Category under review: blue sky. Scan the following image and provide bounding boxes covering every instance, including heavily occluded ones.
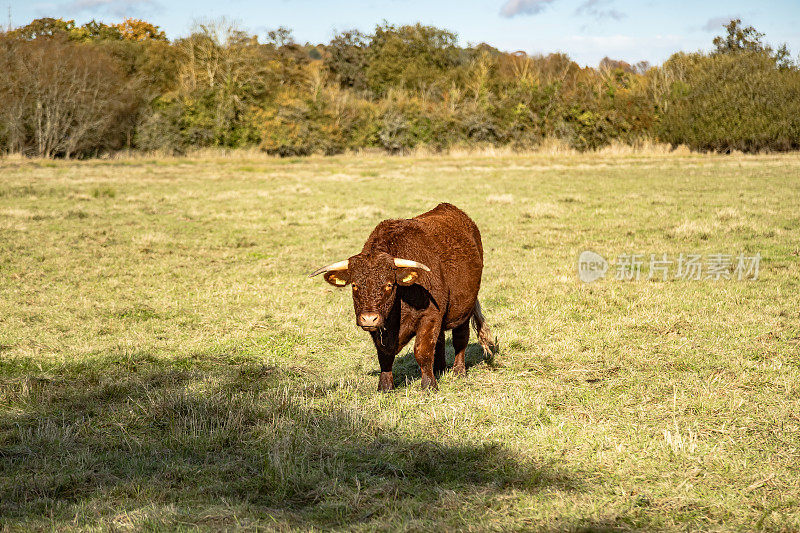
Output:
[8,0,800,67]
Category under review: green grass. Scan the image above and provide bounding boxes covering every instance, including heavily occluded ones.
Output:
[1,152,799,531]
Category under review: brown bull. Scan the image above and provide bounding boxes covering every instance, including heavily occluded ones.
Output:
[310,203,493,391]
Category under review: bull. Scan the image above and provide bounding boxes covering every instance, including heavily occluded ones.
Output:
[310,203,493,391]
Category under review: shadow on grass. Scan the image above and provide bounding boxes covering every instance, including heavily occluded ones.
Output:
[0,356,579,529]
[369,341,496,388]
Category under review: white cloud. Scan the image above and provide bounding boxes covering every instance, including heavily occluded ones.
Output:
[575,0,626,21]
[701,16,738,32]
[499,0,557,18]
[59,0,160,18]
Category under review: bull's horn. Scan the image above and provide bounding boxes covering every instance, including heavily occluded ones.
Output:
[393,258,430,272]
[308,259,349,277]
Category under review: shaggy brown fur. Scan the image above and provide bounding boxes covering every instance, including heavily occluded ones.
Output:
[312,203,494,391]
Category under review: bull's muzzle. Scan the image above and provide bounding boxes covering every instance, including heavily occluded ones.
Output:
[357,312,383,331]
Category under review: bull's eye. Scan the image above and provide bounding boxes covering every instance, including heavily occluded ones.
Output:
[352,284,359,292]
[383,283,393,292]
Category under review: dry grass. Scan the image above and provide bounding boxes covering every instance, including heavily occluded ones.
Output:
[1,151,799,531]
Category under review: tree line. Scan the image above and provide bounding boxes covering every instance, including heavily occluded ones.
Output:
[0,17,798,158]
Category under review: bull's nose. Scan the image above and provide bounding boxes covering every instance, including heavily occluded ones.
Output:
[358,312,382,329]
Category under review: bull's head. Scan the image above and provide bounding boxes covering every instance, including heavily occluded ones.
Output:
[309,252,430,331]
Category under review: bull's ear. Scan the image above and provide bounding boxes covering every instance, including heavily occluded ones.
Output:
[323,270,351,287]
[396,267,421,286]
[393,258,429,286]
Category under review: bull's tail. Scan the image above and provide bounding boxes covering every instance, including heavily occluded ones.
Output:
[471,299,495,357]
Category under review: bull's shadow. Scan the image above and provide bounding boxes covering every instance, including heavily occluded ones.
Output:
[369,340,497,388]
[0,354,580,530]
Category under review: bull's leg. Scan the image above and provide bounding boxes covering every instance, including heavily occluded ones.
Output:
[433,330,447,377]
[377,350,395,392]
[451,320,470,377]
[413,318,441,391]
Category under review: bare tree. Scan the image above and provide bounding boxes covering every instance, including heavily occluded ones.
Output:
[0,36,133,157]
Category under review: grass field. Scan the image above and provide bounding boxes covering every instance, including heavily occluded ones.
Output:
[1,151,799,531]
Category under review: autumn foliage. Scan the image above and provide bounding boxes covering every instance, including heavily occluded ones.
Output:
[0,17,797,157]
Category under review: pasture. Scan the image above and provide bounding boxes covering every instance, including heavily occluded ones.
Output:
[1,151,799,531]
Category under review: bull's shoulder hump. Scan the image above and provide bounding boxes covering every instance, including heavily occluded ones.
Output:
[370,218,417,235]
[414,202,466,220]
[363,218,426,250]
[414,203,478,233]
[365,204,480,252]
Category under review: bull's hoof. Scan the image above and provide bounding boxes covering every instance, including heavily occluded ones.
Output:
[420,375,438,391]
[452,363,466,377]
[378,371,394,392]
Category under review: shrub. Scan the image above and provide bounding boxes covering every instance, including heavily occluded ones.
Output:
[365,23,460,97]
[658,51,800,152]
[134,99,187,154]
[325,29,369,92]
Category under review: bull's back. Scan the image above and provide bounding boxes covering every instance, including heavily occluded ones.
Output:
[413,203,483,267]
[414,203,483,327]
